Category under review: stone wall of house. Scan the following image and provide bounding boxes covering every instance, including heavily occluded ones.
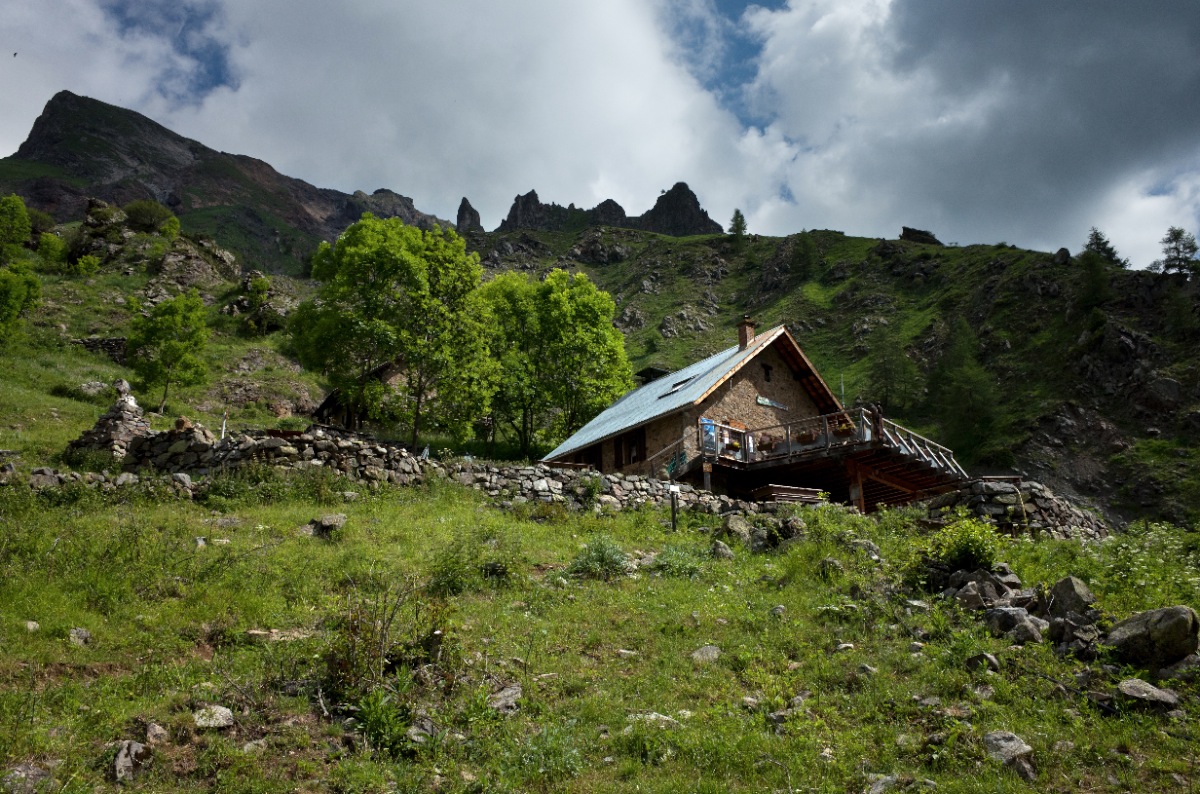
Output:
[703,344,821,432]
[928,478,1109,540]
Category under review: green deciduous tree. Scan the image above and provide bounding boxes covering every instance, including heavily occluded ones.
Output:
[481,269,633,457]
[127,289,210,413]
[123,199,176,233]
[1075,250,1115,312]
[0,261,40,343]
[0,194,32,260]
[290,215,496,445]
[37,232,67,269]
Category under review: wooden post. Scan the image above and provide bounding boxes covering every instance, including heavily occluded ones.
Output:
[670,484,679,531]
[847,461,866,513]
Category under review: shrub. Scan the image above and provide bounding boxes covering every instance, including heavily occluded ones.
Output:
[566,536,630,581]
[323,579,423,702]
[649,543,705,578]
[68,254,101,276]
[925,516,1002,572]
[27,208,55,236]
[428,524,517,596]
[356,689,412,758]
[36,232,67,268]
[123,199,175,233]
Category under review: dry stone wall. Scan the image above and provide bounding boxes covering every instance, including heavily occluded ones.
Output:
[48,394,1109,537]
[928,478,1108,540]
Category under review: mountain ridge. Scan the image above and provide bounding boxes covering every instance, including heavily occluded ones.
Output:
[2,90,449,274]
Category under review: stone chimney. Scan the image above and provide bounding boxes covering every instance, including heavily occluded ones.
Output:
[738,316,757,350]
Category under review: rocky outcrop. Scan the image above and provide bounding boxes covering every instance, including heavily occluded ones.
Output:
[73,336,128,365]
[496,182,721,237]
[456,197,483,236]
[1107,606,1200,670]
[636,182,722,237]
[900,227,943,245]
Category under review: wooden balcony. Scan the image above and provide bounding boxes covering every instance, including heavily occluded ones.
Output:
[698,408,969,510]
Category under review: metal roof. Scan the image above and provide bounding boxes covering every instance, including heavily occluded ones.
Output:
[545,326,808,461]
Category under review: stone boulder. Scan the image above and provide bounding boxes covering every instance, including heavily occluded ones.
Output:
[1048,576,1096,618]
[1107,606,1200,670]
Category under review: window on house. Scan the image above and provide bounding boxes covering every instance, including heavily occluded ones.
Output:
[762,364,773,382]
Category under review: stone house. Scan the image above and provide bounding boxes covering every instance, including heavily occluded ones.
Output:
[544,319,968,510]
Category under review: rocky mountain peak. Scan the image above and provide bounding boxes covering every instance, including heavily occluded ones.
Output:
[637,182,722,237]
[456,197,483,235]
[494,182,719,236]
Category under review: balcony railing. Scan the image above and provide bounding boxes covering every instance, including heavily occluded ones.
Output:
[698,408,966,478]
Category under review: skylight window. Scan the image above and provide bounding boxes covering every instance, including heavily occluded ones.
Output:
[659,376,695,398]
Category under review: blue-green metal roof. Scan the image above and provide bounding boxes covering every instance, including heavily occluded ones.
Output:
[544,327,789,461]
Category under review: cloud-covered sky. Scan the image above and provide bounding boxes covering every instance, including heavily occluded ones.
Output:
[2,0,1198,266]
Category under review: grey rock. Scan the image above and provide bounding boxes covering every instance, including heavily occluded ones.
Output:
[193,705,235,729]
[984,607,1031,635]
[113,740,150,782]
[955,581,987,611]
[1117,678,1181,709]
[24,621,39,632]
[983,730,1033,764]
[691,644,721,664]
[488,684,522,714]
[720,514,752,544]
[711,540,734,559]
[1009,619,1044,645]
[849,538,882,561]
[1108,606,1200,669]
[145,723,169,746]
[769,604,786,617]
[310,513,347,538]
[171,472,192,489]
[68,627,92,646]
[965,652,1001,673]
[1,763,53,794]
[818,557,844,578]
[1049,576,1096,618]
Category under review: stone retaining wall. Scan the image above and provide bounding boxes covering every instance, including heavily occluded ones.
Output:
[927,478,1108,540]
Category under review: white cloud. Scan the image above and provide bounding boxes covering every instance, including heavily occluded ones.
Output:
[2,0,1199,265]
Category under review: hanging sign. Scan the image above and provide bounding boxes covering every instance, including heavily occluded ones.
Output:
[756,396,789,410]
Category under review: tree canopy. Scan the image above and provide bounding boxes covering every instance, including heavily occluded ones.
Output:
[1153,226,1199,276]
[1083,227,1128,268]
[0,194,32,257]
[481,269,633,457]
[127,289,210,413]
[728,208,747,244]
[290,215,496,445]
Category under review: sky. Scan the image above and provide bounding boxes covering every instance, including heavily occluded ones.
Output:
[2,0,1199,267]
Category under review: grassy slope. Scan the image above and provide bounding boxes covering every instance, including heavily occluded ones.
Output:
[1,480,1199,792]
